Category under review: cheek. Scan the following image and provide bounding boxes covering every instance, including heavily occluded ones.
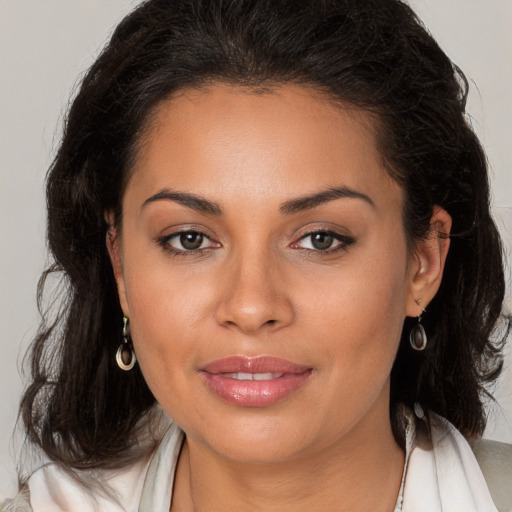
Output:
[289,246,408,435]
[296,235,409,383]
[119,252,214,396]
[302,239,407,338]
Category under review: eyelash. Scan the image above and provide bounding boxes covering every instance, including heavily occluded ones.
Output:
[157,229,355,257]
[292,230,355,254]
[157,230,219,257]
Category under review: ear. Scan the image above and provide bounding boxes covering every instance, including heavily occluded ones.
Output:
[405,206,452,317]
[105,210,130,317]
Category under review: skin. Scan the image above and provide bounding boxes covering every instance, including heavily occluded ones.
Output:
[107,84,451,511]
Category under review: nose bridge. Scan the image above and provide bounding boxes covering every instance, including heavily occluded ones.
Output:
[215,242,293,333]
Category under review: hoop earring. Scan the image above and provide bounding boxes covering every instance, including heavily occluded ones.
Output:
[116,316,137,371]
[409,309,427,351]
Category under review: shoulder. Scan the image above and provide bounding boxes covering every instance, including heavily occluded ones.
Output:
[469,438,512,512]
[401,406,510,512]
[1,419,182,512]
[428,412,512,512]
[1,485,31,512]
[1,456,151,512]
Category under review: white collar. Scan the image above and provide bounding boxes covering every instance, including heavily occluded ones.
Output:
[399,406,498,512]
[138,408,498,512]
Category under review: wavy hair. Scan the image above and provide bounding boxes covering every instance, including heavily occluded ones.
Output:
[21,0,510,469]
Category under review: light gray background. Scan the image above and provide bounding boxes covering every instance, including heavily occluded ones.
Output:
[1,0,511,500]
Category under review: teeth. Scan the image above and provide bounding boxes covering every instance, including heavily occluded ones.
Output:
[253,372,283,380]
[222,372,284,381]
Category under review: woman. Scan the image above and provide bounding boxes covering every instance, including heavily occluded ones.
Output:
[2,0,511,510]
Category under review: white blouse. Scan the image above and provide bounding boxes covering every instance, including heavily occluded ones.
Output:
[1,407,501,512]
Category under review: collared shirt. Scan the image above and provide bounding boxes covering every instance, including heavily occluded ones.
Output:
[1,406,500,512]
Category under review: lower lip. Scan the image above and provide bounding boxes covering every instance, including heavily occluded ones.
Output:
[202,371,312,407]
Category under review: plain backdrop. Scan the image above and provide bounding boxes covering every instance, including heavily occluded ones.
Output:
[1,0,511,500]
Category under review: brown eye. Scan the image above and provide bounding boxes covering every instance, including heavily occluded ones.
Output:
[310,232,334,250]
[180,232,204,250]
[293,230,354,253]
[160,230,219,254]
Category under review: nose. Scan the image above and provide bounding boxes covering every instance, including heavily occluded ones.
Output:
[214,250,294,334]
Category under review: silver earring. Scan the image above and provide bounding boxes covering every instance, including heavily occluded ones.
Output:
[409,309,427,351]
[116,316,137,371]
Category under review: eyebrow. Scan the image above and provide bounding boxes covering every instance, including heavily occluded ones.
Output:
[141,185,375,216]
[142,190,223,215]
[279,186,375,215]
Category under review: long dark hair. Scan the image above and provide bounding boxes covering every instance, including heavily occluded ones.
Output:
[21,0,510,470]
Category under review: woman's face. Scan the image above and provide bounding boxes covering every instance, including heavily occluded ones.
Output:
[110,84,431,463]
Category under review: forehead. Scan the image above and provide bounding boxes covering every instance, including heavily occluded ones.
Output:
[127,83,401,212]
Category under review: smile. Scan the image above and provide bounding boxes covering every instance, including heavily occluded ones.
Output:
[221,372,284,380]
[200,356,313,407]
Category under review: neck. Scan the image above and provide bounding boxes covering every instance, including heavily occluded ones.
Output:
[171,404,404,512]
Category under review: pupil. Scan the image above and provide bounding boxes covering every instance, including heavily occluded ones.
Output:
[312,233,333,250]
[180,232,203,250]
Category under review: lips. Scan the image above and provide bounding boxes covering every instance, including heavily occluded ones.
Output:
[221,372,284,380]
[200,356,313,407]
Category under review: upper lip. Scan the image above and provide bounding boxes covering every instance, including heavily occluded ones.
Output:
[201,356,311,375]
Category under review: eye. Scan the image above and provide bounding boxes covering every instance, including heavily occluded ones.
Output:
[174,232,207,250]
[159,230,219,254]
[292,230,354,252]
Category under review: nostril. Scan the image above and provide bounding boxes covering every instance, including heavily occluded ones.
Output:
[223,318,277,331]
[215,288,294,332]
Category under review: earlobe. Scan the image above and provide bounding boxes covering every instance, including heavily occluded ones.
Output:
[104,211,130,316]
[406,206,452,317]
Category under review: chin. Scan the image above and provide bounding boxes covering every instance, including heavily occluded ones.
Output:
[182,405,331,464]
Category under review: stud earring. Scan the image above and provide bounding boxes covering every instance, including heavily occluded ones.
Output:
[116,316,137,371]
[409,308,427,351]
